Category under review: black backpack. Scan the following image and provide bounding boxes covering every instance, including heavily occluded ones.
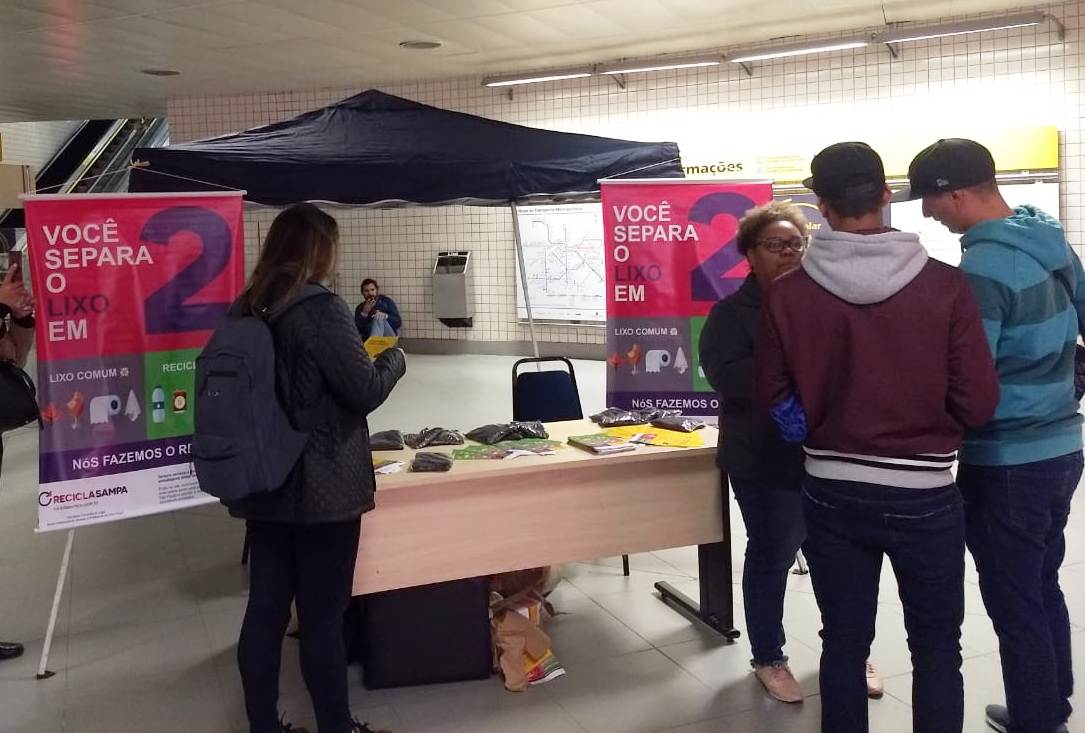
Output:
[192,286,328,501]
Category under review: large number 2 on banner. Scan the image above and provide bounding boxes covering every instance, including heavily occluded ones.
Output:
[142,206,233,334]
[688,191,756,302]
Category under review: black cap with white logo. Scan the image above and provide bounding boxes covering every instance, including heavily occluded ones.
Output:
[802,142,887,200]
[896,138,997,201]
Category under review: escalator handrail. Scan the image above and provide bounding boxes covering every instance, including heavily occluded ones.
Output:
[87,118,168,194]
[84,121,145,194]
[95,119,170,194]
[61,119,130,195]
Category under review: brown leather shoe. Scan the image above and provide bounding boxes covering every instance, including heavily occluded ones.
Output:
[754,662,803,703]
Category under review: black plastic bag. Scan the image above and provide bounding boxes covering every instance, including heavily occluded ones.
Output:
[635,408,681,422]
[510,421,548,439]
[590,407,643,427]
[651,416,706,433]
[467,424,513,445]
[405,427,465,449]
[370,430,406,451]
[467,421,549,444]
[411,452,454,472]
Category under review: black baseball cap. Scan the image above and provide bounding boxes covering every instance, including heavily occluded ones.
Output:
[895,138,996,201]
[802,142,887,200]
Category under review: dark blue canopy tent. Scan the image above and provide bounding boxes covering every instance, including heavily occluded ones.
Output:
[129,89,682,206]
[130,89,683,355]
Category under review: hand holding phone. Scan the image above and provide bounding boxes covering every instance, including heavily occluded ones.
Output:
[8,252,22,283]
[0,263,30,316]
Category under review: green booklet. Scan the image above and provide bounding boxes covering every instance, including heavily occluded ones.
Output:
[452,439,564,461]
[452,445,511,460]
[494,439,563,455]
[567,433,636,455]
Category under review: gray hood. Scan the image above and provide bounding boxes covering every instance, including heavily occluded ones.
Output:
[802,229,929,305]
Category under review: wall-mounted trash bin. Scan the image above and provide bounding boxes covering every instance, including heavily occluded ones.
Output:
[433,250,474,328]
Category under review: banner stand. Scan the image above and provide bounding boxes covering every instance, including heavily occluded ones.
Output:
[36,528,74,680]
[25,192,245,532]
[510,202,540,359]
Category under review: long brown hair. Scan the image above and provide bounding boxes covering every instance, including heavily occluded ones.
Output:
[241,203,339,313]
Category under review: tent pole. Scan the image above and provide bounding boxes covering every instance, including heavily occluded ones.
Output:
[511,202,540,359]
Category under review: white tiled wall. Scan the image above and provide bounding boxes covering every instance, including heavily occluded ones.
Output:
[0,120,83,175]
[168,1,1084,346]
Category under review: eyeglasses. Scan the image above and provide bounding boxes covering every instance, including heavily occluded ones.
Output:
[755,236,808,254]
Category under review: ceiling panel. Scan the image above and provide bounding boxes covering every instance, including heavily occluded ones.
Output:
[473,12,578,45]
[252,0,409,34]
[526,5,622,41]
[355,0,458,26]
[0,0,1047,122]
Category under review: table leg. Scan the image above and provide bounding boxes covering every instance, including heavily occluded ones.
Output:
[655,472,741,641]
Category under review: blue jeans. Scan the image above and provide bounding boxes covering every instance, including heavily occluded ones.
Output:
[958,450,1082,733]
[802,476,965,733]
[730,476,805,666]
[368,318,396,338]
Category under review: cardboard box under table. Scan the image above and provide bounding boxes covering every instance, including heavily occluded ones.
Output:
[353,419,738,641]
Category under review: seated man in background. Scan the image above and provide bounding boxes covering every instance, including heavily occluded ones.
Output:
[355,278,402,339]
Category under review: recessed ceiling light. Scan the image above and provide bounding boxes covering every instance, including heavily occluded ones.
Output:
[141,68,181,77]
[399,40,442,50]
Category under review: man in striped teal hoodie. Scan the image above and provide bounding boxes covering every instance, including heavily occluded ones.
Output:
[904,138,1083,733]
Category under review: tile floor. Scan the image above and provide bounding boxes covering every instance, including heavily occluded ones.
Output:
[1,354,1083,733]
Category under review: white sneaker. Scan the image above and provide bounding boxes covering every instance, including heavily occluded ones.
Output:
[865,660,884,699]
[754,662,803,704]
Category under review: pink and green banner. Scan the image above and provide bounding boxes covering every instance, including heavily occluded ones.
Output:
[25,192,245,531]
[601,180,772,417]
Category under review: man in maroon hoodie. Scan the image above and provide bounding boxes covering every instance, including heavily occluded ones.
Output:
[755,142,1000,733]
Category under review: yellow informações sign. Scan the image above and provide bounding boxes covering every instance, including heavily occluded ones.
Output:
[682,125,1059,183]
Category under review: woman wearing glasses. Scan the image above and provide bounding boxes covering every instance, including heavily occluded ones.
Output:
[700,201,810,702]
[700,202,884,704]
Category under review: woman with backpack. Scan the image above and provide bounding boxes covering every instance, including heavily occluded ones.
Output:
[226,203,405,733]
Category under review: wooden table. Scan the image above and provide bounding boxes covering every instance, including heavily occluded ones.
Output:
[353,419,740,639]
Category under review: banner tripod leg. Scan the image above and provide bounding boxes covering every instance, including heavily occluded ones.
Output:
[36,529,74,681]
[511,202,540,359]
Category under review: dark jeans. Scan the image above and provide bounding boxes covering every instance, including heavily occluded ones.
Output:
[730,476,806,666]
[802,476,965,733]
[958,450,1082,733]
[238,519,361,733]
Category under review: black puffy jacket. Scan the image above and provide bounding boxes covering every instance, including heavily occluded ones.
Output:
[225,283,406,524]
[699,274,803,488]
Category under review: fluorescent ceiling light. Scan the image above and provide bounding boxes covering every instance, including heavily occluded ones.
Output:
[878,12,1045,44]
[729,39,868,63]
[483,68,592,87]
[600,55,721,75]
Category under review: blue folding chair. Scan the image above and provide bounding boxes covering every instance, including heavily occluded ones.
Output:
[512,357,630,576]
[512,357,583,423]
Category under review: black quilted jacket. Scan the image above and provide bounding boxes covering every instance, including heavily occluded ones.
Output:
[225,284,406,524]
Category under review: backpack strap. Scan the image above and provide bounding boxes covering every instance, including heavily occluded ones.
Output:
[1051,268,1085,340]
[267,283,331,322]
[232,282,335,323]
